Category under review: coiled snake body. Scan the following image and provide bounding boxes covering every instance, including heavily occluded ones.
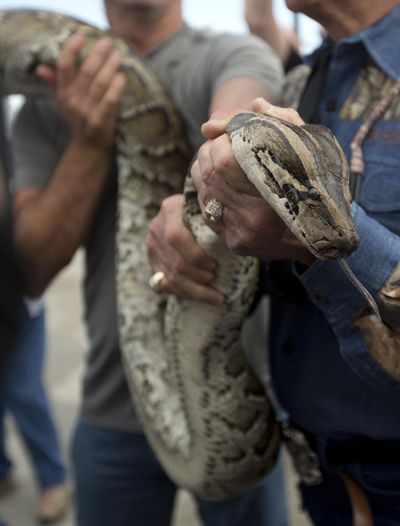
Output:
[0,10,358,499]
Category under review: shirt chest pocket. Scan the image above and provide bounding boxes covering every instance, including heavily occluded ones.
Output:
[356,154,400,234]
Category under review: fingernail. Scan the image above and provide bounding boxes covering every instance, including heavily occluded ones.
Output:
[253,97,271,113]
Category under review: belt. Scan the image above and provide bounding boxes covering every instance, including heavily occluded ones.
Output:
[308,436,400,466]
[283,426,400,484]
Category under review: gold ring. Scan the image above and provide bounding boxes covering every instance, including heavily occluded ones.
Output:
[204,198,224,223]
[148,271,165,292]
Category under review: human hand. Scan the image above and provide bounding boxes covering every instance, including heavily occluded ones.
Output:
[36,33,126,149]
[202,98,304,139]
[193,99,314,264]
[146,194,225,305]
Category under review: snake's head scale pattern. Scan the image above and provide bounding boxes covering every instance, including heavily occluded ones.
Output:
[226,111,360,261]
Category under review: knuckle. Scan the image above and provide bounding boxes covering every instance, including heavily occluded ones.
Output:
[197,142,210,163]
[93,78,109,96]
[165,227,180,247]
[147,217,157,235]
[160,197,172,211]
[174,258,187,273]
[228,230,250,256]
[79,62,95,82]
[103,92,119,111]
[214,148,234,173]
[285,107,301,122]
[168,265,180,283]
[246,212,262,232]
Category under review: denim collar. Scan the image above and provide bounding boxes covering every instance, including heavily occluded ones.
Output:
[308,6,400,80]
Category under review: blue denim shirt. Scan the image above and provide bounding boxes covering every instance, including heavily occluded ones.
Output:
[270,6,400,440]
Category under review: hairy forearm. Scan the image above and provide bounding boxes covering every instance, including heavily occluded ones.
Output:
[14,140,112,296]
[245,0,291,63]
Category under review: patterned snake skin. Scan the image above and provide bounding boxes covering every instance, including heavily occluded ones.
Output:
[0,10,358,499]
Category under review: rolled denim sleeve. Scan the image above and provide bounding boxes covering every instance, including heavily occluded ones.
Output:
[298,202,400,389]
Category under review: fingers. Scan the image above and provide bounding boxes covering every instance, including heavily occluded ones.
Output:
[252,97,304,125]
[162,274,225,305]
[146,195,224,305]
[194,136,259,200]
[148,267,225,306]
[201,99,304,143]
[147,222,215,286]
[191,127,291,259]
[54,33,126,147]
[80,41,123,104]
[85,70,126,134]
[201,108,243,140]
[59,34,124,105]
[57,32,87,87]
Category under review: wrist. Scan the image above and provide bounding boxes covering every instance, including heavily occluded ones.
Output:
[295,249,316,267]
[68,137,114,165]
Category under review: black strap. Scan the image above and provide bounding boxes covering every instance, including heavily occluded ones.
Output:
[297,40,334,123]
[284,48,303,74]
[261,41,335,303]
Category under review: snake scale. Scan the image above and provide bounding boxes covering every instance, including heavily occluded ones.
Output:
[0,10,359,499]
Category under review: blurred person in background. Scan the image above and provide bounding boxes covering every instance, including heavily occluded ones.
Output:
[0,300,71,524]
[0,98,70,524]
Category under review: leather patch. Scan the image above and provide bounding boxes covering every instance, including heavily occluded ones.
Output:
[354,312,400,381]
[341,66,400,120]
[353,263,400,380]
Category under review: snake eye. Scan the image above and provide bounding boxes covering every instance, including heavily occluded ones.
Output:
[308,187,320,200]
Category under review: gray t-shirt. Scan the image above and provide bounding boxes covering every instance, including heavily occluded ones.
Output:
[12,25,283,432]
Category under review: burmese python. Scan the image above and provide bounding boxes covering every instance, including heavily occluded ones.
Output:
[0,10,359,499]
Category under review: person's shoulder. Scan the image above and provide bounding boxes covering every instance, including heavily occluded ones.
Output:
[212,30,275,52]
[183,25,271,51]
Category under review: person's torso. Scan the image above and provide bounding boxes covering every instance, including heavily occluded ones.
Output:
[271,9,400,439]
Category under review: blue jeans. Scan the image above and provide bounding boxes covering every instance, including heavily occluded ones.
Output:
[0,304,66,489]
[300,463,400,526]
[71,418,288,526]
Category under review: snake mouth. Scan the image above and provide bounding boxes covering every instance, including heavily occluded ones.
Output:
[313,230,360,260]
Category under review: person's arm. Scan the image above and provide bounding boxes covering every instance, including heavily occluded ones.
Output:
[245,0,301,70]
[296,203,400,388]
[209,76,272,115]
[13,34,126,296]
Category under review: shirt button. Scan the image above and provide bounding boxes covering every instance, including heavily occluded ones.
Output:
[325,99,337,112]
[282,341,295,355]
[313,293,329,304]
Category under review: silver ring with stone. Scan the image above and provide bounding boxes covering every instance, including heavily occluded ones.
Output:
[204,198,224,223]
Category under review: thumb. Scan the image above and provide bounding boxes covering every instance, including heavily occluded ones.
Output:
[201,108,243,140]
